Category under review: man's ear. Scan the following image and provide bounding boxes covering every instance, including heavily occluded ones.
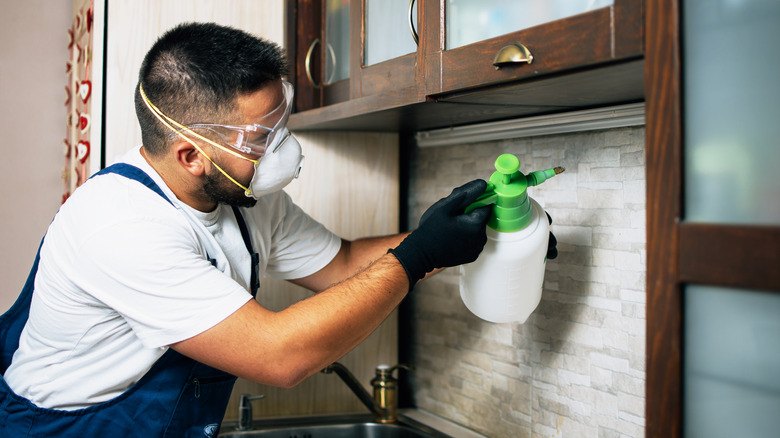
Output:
[173,140,208,177]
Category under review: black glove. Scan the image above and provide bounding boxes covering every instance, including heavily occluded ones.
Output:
[546,212,558,260]
[390,179,492,289]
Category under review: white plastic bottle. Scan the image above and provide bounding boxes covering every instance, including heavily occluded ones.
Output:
[459,154,563,323]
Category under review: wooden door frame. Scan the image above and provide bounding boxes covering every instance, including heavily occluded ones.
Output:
[645,1,780,436]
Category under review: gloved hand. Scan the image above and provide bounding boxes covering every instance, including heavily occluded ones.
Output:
[389,179,492,289]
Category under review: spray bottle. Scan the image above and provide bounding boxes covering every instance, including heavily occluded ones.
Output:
[460,153,564,323]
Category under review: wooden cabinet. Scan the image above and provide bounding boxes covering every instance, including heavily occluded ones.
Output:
[288,0,425,113]
[287,0,644,131]
[288,0,353,111]
[430,0,642,93]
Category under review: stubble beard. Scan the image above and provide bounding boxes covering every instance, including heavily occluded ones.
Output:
[202,165,258,209]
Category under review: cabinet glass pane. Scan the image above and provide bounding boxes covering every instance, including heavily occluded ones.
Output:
[365,0,417,66]
[445,0,613,50]
[683,0,780,224]
[684,286,780,438]
[325,0,350,84]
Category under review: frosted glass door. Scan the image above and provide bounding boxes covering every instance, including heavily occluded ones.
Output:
[364,0,417,66]
[683,0,780,224]
[325,0,350,84]
[445,0,613,50]
[684,286,780,437]
[682,1,780,436]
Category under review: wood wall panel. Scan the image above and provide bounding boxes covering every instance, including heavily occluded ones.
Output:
[224,131,400,420]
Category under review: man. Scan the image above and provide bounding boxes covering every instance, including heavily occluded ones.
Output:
[0,22,497,437]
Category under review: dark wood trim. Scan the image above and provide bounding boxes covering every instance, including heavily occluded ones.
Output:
[284,0,298,84]
[614,0,645,58]
[679,224,780,292]
[644,0,683,436]
[322,79,350,106]
[437,7,619,94]
[288,59,643,131]
[349,0,362,99]
[290,0,322,112]
[420,0,443,96]
[359,54,419,97]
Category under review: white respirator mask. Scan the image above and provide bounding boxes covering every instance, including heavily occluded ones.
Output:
[245,128,304,199]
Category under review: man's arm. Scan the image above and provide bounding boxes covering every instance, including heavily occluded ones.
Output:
[290,233,410,293]
[170,180,491,388]
[171,253,409,388]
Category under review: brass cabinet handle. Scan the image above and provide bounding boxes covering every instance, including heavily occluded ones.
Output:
[492,43,533,70]
[408,0,419,46]
[304,38,321,89]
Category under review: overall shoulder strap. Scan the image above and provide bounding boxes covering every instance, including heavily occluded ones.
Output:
[94,163,174,206]
[231,206,260,298]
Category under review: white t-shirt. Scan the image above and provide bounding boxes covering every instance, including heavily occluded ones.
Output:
[4,147,341,410]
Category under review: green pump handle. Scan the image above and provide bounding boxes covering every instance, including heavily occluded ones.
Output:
[465,154,564,231]
[465,182,499,214]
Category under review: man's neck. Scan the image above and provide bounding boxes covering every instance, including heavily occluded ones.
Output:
[139,146,218,213]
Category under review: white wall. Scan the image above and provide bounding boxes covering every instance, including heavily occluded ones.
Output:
[0,1,72,311]
[103,0,284,164]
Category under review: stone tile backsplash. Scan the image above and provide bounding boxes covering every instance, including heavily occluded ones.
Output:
[405,127,646,438]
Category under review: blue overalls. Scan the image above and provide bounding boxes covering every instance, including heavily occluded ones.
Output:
[0,164,260,437]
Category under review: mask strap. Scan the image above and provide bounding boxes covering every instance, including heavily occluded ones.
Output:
[139,84,258,195]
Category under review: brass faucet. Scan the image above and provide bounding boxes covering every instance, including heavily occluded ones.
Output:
[371,363,413,423]
[322,362,412,423]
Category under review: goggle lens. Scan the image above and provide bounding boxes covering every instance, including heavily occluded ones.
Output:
[170,81,294,157]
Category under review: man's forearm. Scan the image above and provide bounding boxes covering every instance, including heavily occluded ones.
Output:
[342,233,410,271]
[292,233,410,292]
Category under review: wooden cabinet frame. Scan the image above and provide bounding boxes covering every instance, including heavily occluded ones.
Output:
[287,1,645,131]
[356,1,422,99]
[429,0,643,95]
[644,1,780,436]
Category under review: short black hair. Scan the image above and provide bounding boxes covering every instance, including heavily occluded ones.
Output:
[135,22,288,155]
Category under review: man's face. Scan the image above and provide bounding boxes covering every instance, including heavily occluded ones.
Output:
[199,81,287,208]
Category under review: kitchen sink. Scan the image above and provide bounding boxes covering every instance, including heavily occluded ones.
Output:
[218,413,451,438]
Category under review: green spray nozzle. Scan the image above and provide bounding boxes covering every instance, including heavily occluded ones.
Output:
[465,154,564,232]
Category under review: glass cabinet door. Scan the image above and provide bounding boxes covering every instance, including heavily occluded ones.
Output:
[683,0,780,225]
[684,285,780,437]
[681,0,780,436]
[364,0,418,66]
[324,0,350,84]
[445,0,613,49]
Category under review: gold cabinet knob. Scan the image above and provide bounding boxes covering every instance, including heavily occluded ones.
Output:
[493,42,534,70]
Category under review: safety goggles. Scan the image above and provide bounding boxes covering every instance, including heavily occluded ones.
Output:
[168,81,294,158]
